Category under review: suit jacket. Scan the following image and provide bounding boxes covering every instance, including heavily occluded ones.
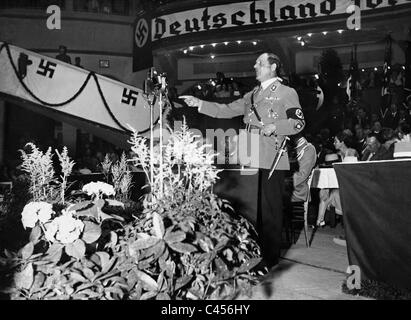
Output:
[361,145,393,161]
[199,79,305,169]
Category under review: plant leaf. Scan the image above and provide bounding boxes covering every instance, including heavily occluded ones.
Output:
[82,221,102,244]
[174,275,193,291]
[156,292,171,300]
[14,263,34,290]
[140,291,157,300]
[130,237,159,251]
[95,252,111,273]
[134,270,158,291]
[70,272,87,283]
[237,257,262,274]
[29,225,42,243]
[46,243,64,263]
[73,203,99,219]
[105,199,125,208]
[168,242,197,254]
[20,242,34,260]
[152,213,165,238]
[164,231,186,244]
[65,239,86,260]
[96,199,105,209]
[104,287,124,299]
[68,201,93,212]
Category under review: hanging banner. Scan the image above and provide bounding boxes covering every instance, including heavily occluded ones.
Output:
[334,160,411,291]
[0,42,160,136]
[133,13,153,72]
[151,0,411,42]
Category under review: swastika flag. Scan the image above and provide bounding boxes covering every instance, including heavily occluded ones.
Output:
[133,13,153,72]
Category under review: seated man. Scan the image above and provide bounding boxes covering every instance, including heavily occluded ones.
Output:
[284,133,317,235]
[284,133,317,203]
[361,132,393,161]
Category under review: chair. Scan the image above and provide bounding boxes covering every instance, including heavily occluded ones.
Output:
[287,172,314,247]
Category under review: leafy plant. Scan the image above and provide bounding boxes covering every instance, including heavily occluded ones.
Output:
[1,121,263,300]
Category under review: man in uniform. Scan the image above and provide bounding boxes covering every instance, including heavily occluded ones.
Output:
[180,53,305,269]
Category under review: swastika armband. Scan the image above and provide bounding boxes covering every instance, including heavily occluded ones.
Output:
[286,108,305,120]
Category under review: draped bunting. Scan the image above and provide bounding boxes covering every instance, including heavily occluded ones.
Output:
[0,42,160,137]
[334,160,411,291]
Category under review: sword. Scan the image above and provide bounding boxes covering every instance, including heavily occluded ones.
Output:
[268,136,290,179]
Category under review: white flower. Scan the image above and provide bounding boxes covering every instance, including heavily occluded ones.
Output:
[82,181,115,197]
[21,202,54,229]
[52,210,84,244]
[44,220,58,242]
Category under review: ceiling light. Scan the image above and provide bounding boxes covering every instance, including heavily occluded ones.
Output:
[362,69,365,72]
[224,41,229,45]
[297,36,302,41]
[307,33,312,37]
[252,41,257,45]
[200,44,204,48]
[322,31,328,35]
[374,67,378,71]
[314,74,319,79]
[211,55,215,59]
[337,29,344,34]
[189,46,194,51]
[403,66,406,70]
[300,41,305,46]
[183,49,188,54]
[211,43,217,47]
[236,40,242,44]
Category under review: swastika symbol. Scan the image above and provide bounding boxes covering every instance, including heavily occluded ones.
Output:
[36,59,57,78]
[135,18,149,48]
[121,88,139,106]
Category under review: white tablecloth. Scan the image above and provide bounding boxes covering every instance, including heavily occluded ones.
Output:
[311,168,339,189]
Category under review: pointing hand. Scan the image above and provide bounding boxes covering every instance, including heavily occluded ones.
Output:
[179,95,201,107]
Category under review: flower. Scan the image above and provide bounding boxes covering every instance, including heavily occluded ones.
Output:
[53,210,84,244]
[44,220,58,242]
[82,181,115,197]
[21,202,54,229]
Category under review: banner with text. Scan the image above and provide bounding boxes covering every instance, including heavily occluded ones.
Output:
[151,0,410,42]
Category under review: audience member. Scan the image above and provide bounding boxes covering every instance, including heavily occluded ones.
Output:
[284,133,317,203]
[74,57,83,68]
[361,132,393,161]
[56,45,72,64]
[383,103,400,129]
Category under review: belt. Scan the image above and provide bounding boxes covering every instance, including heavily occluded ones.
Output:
[244,123,263,134]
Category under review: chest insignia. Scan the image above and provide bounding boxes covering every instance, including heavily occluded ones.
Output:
[270,84,277,92]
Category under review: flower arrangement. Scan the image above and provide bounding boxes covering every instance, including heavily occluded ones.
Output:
[0,121,262,300]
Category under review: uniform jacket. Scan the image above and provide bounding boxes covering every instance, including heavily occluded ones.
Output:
[199,79,305,169]
[289,142,317,202]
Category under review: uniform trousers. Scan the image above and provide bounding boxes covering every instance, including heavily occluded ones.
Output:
[256,168,285,267]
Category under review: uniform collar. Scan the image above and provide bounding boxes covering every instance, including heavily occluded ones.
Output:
[260,77,282,90]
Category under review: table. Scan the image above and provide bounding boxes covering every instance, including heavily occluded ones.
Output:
[310,168,339,189]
